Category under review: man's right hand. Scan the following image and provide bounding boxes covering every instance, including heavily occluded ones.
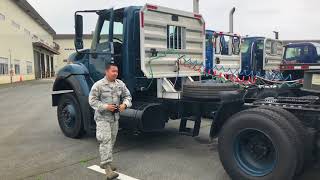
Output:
[105,104,116,112]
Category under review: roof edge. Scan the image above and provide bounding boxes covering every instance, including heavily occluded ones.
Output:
[13,0,56,35]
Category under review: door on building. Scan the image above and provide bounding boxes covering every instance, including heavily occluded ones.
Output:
[50,56,54,77]
[33,51,41,79]
[46,55,50,78]
[40,53,45,78]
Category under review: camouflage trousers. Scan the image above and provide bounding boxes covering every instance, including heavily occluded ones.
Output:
[96,120,119,168]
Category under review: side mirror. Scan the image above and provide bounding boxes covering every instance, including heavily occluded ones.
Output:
[75,14,84,50]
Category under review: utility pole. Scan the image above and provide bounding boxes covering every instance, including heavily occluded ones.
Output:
[9,49,12,84]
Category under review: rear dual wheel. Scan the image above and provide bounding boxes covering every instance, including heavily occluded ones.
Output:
[218,108,303,180]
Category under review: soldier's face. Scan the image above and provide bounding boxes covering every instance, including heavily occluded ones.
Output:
[106,66,118,81]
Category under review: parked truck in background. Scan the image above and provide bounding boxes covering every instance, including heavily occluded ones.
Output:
[240,36,283,76]
[205,30,241,74]
[281,42,320,79]
[205,34,284,77]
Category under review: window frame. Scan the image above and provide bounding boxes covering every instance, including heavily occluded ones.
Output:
[0,13,5,21]
[26,61,33,74]
[167,25,186,50]
[0,57,9,75]
[14,60,20,75]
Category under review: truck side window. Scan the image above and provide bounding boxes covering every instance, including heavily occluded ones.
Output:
[167,25,186,50]
[316,46,320,56]
[99,21,123,44]
[316,46,320,60]
[99,20,111,44]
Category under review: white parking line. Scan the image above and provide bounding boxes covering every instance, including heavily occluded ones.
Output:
[87,165,140,180]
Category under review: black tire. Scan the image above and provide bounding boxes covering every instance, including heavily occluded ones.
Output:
[258,106,307,175]
[57,94,85,138]
[183,81,240,99]
[218,108,298,180]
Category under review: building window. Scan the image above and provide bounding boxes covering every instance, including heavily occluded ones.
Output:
[167,25,186,50]
[11,20,20,29]
[14,60,20,75]
[0,13,5,21]
[24,28,31,36]
[0,57,9,75]
[26,61,33,74]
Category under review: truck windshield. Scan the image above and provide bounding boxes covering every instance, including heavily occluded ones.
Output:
[241,39,251,54]
[284,46,309,61]
[316,46,320,56]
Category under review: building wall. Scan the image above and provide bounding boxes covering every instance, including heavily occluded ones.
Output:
[0,0,54,84]
[54,38,92,72]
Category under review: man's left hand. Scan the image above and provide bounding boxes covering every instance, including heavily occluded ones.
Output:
[119,104,127,112]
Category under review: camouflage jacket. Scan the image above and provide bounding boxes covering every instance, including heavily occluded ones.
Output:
[88,77,132,122]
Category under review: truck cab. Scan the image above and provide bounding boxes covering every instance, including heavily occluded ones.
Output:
[205,30,241,74]
[240,37,283,77]
[51,4,205,138]
[283,42,320,64]
[280,42,320,79]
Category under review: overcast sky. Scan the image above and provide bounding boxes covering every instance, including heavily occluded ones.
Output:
[27,0,320,40]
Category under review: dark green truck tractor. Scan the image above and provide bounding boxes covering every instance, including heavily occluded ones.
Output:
[51,4,206,138]
[51,4,320,180]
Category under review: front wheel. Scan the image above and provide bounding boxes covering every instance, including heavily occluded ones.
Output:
[57,94,85,138]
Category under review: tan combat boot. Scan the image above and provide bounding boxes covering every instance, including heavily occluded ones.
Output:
[110,163,117,171]
[100,164,116,171]
[105,164,119,180]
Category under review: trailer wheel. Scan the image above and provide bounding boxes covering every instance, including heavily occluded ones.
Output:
[258,106,307,175]
[182,81,240,100]
[57,94,85,138]
[218,108,298,180]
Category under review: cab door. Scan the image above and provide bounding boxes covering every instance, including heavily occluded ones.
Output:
[89,9,114,82]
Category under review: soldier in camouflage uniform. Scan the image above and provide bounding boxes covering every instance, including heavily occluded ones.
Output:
[89,63,132,180]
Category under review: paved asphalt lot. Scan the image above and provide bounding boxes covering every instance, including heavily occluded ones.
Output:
[0,80,319,180]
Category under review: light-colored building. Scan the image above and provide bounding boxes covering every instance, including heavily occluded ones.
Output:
[0,0,59,84]
[54,34,92,72]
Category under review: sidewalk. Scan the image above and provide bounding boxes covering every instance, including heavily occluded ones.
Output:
[0,78,55,89]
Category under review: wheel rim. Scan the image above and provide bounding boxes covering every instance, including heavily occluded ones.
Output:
[233,128,277,177]
[61,103,76,129]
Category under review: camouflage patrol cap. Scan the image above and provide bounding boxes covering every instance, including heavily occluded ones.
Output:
[105,61,118,70]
